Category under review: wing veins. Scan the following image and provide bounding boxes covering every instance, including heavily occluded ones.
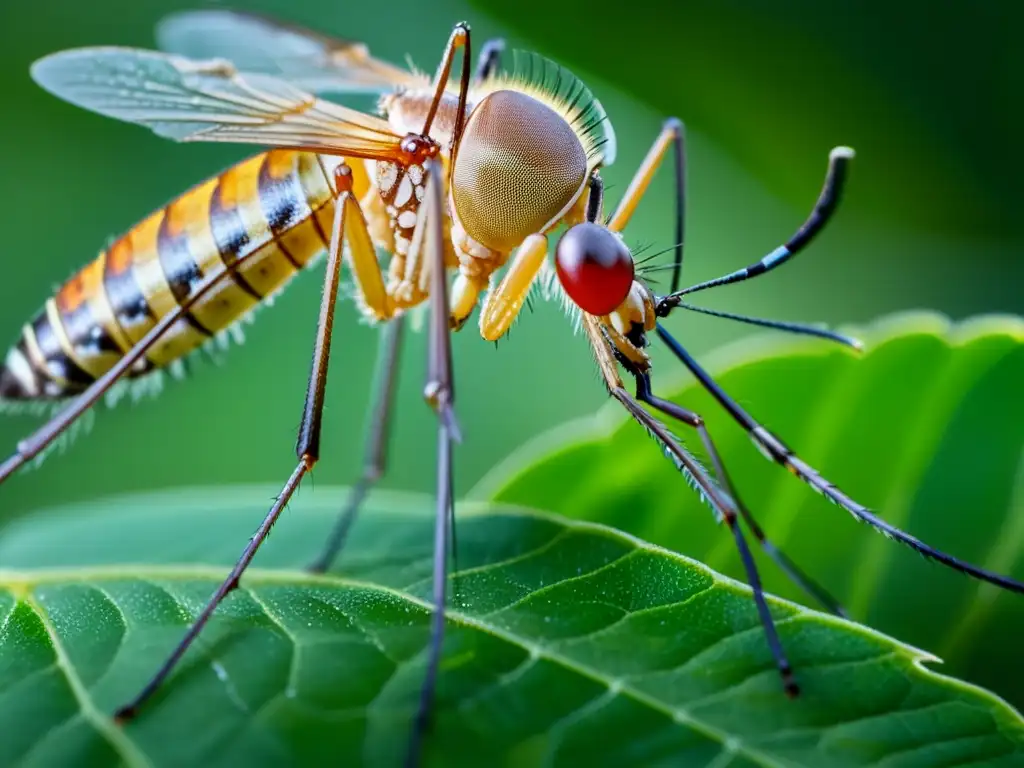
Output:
[31,47,405,159]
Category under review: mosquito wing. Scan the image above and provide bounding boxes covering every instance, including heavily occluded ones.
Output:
[156,9,425,95]
[30,47,406,160]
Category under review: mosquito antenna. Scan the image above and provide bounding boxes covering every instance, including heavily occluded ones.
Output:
[662,300,864,351]
[669,146,853,299]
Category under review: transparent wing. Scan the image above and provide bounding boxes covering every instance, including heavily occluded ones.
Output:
[156,9,425,94]
[30,47,405,160]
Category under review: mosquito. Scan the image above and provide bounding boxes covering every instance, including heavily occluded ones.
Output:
[1,10,1021,766]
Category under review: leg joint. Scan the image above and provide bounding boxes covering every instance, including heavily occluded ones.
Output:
[423,380,450,411]
[333,164,354,194]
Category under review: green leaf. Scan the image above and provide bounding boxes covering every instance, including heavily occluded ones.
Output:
[476,311,1024,713]
[0,486,1022,766]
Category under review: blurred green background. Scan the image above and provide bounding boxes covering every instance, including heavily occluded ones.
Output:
[0,0,1020,679]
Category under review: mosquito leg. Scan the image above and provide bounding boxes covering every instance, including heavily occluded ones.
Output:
[579,313,798,696]
[613,375,798,696]
[420,22,472,143]
[634,372,846,617]
[308,314,406,574]
[406,158,460,767]
[375,24,471,320]
[474,38,504,81]
[385,22,474,325]
[655,321,1024,594]
[380,20,471,315]
[667,121,686,294]
[607,118,685,293]
[114,165,356,722]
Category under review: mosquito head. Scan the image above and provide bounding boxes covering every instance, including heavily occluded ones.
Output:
[555,222,635,316]
[451,90,588,254]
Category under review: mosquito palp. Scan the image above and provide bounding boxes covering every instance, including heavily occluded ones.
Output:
[664,301,864,350]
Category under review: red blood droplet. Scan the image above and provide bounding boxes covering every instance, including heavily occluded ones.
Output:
[555,222,635,315]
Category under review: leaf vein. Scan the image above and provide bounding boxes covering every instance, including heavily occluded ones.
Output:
[449,528,575,581]
[243,588,301,698]
[480,549,637,621]
[138,579,250,714]
[89,584,132,690]
[551,583,718,653]
[22,592,154,768]
[456,653,540,713]
[703,743,740,768]
[873,729,1016,768]
[541,687,618,768]
[654,614,800,690]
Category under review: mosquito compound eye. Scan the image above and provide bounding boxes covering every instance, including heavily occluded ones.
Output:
[452,90,588,253]
[555,222,635,315]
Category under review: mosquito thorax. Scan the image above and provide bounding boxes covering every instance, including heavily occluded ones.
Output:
[382,89,470,151]
[451,90,588,254]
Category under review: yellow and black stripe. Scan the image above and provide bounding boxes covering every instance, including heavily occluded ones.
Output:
[0,150,369,400]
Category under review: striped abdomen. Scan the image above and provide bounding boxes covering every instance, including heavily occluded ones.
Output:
[0,150,364,400]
